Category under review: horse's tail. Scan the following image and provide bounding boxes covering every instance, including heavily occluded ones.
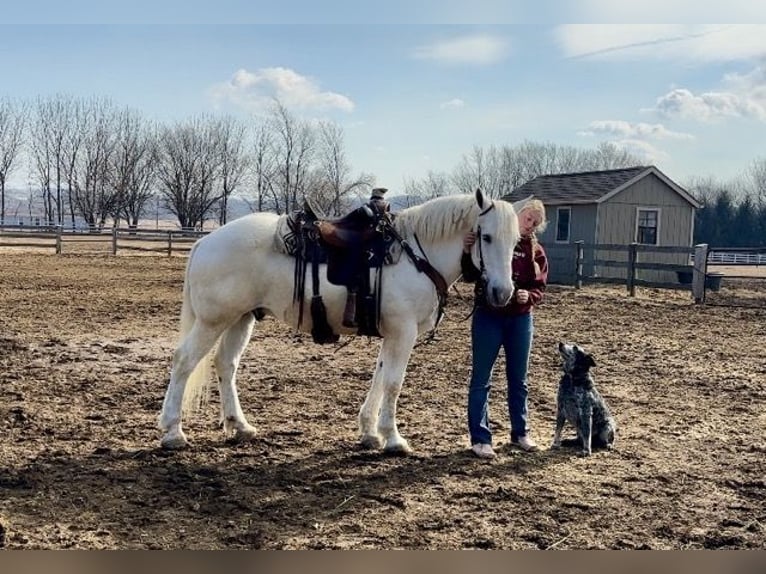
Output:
[179,241,213,416]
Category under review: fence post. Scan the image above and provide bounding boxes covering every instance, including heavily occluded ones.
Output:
[575,241,584,289]
[112,226,118,255]
[168,231,173,256]
[55,225,62,254]
[627,242,637,296]
[692,243,709,304]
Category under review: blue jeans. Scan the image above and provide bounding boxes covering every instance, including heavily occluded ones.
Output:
[468,307,534,445]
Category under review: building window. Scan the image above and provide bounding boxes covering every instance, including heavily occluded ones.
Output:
[556,207,570,242]
[636,208,659,245]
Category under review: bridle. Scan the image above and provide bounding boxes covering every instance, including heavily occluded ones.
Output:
[475,201,496,282]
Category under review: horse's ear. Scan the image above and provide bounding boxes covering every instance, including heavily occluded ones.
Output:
[475,188,487,209]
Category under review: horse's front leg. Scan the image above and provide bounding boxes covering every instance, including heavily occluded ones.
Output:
[375,323,418,455]
[358,358,385,450]
[215,313,258,443]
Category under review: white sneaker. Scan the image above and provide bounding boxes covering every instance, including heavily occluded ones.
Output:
[471,443,497,459]
[511,435,540,452]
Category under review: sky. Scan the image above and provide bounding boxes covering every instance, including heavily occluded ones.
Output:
[2,2,766,192]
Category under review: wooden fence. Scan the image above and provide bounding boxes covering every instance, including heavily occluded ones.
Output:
[0,224,207,256]
[547,241,712,302]
[110,227,207,255]
[0,224,62,252]
[4,225,759,305]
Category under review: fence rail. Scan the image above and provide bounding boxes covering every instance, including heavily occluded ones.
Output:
[111,227,206,256]
[0,224,208,255]
[546,241,723,302]
[3,225,763,306]
[706,250,766,265]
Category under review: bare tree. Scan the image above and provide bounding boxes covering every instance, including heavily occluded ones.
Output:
[403,170,452,201]
[67,98,120,230]
[312,120,374,216]
[110,109,158,228]
[452,145,506,197]
[747,156,766,207]
[591,141,642,170]
[0,98,28,224]
[215,116,249,225]
[155,115,224,229]
[445,140,642,201]
[248,121,277,212]
[268,100,315,214]
[29,95,83,226]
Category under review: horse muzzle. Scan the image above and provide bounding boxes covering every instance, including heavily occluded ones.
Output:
[486,284,514,307]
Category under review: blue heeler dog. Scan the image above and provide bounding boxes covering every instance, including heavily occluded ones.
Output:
[552,342,616,456]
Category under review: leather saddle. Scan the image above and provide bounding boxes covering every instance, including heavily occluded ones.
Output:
[284,201,396,342]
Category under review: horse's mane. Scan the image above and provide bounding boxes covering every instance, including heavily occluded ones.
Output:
[393,194,517,243]
[393,195,476,243]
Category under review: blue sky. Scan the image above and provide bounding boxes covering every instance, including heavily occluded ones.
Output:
[3,2,766,191]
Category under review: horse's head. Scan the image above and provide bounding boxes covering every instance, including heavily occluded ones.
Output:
[470,188,520,307]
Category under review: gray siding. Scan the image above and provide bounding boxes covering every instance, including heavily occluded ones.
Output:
[595,173,694,282]
[536,172,695,285]
[539,204,597,284]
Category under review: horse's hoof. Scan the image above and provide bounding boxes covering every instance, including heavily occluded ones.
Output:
[383,441,413,456]
[360,434,384,450]
[233,425,258,443]
[160,433,189,450]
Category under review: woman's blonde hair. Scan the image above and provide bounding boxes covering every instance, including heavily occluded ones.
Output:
[519,198,547,234]
[518,199,547,277]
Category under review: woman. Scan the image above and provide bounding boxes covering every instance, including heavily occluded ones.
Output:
[461,199,549,459]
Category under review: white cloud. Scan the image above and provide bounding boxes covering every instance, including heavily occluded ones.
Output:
[572,1,766,23]
[210,67,354,113]
[579,120,694,141]
[413,34,510,65]
[610,139,669,164]
[649,61,766,123]
[554,25,766,62]
[439,98,465,110]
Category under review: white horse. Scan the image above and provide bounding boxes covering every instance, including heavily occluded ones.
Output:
[158,188,520,454]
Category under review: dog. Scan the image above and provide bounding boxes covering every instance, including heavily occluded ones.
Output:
[552,342,616,456]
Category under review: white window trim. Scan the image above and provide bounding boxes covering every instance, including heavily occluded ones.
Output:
[555,206,571,243]
[635,207,661,246]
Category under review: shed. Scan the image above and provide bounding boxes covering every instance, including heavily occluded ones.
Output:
[503,165,702,285]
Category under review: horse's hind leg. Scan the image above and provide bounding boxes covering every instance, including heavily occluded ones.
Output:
[159,321,223,449]
[215,312,257,443]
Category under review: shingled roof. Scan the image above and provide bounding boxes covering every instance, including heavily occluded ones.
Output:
[502,165,701,208]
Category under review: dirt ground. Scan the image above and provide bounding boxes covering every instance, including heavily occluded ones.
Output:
[0,252,764,550]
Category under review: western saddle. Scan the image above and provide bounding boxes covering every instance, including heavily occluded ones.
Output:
[288,188,393,343]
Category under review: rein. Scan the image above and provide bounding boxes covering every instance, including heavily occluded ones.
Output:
[381,215,449,333]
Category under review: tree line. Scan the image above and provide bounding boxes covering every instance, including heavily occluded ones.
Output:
[0,95,374,230]
[687,174,766,247]
[2,95,765,247]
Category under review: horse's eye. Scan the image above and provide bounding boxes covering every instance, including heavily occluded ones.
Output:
[482,234,492,244]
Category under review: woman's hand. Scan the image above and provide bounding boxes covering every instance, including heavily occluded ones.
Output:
[463,232,476,253]
[515,289,530,304]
